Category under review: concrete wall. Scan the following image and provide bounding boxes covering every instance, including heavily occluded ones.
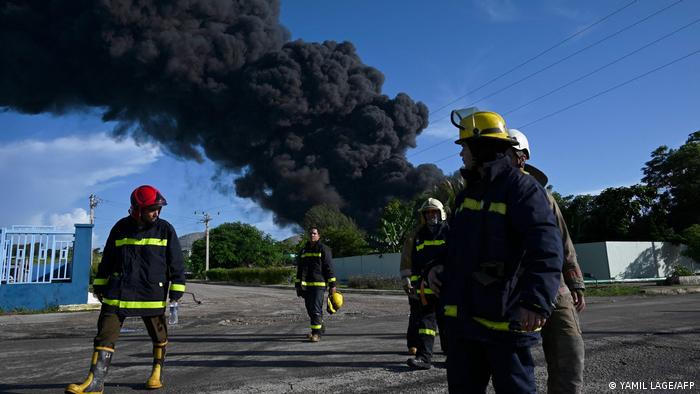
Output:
[333,253,401,282]
[333,241,697,282]
[576,241,696,280]
[0,224,92,311]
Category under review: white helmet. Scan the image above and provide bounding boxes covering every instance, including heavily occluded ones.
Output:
[508,128,530,160]
[419,198,446,222]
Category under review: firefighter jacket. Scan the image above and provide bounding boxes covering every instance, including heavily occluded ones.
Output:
[296,241,336,289]
[442,156,563,346]
[407,222,448,297]
[92,216,186,317]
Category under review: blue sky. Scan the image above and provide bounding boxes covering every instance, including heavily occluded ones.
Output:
[1,0,699,247]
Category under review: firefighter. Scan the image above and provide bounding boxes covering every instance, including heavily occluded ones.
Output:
[400,235,420,356]
[403,198,449,370]
[295,227,336,342]
[509,128,586,393]
[65,185,186,394]
[430,108,562,393]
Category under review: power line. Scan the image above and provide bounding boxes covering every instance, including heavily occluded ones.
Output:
[410,0,684,159]
[504,17,700,116]
[516,47,700,130]
[426,0,639,117]
[429,46,700,167]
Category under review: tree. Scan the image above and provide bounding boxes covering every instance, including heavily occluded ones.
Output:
[642,131,700,233]
[681,224,700,264]
[371,199,417,253]
[302,205,370,257]
[190,222,283,271]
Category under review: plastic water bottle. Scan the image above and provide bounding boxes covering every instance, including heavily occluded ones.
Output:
[168,301,179,325]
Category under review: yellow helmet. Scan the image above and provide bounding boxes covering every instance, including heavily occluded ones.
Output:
[327,291,344,314]
[451,107,515,145]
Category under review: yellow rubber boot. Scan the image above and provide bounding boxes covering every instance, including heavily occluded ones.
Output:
[65,346,114,394]
[145,341,167,389]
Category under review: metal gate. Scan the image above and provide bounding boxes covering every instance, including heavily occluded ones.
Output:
[0,226,74,285]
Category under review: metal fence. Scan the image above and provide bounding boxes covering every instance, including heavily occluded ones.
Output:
[0,226,75,285]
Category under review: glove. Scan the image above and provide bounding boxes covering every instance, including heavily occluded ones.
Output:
[296,286,304,298]
[427,265,444,296]
[401,276,413,296]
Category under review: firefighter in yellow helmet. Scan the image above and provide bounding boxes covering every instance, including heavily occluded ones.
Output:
[429,108,562,392]
[65,185,186,394]
[509,128,586,393]
[399,198,449,370]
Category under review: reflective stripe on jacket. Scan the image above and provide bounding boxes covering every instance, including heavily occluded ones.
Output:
[93,216,186,317]
[442,156,563,346]
[296,241,336,289]
[410,222,448,295]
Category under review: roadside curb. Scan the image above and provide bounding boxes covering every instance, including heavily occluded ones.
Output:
[641,286,700,295]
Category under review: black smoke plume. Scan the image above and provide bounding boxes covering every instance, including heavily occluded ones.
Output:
[0,0,443,229]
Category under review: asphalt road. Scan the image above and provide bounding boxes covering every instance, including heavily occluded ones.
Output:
[0,283,698,393]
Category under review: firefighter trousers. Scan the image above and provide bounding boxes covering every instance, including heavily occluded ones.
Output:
[303,287,325,334]
[447,336,536,394]
[93,311,168,349]
[541,292,585,394]
[406,297,421,350]
[415,296,438,362]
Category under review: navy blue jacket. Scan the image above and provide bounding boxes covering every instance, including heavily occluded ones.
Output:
[295,241,336,289]
[442,156,563,346]
[93,216,186,317]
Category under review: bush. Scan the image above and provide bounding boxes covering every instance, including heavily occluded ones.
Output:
[206,267,295,284]
[671,264,694,277]
[347,275,402,290]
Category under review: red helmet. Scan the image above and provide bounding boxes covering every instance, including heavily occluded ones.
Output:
[130,185,167,219]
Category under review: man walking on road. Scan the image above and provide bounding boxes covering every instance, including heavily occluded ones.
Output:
[295,227,337,342]
[509,128,586,394]
[65,185,186,394]
[432,107,563,393]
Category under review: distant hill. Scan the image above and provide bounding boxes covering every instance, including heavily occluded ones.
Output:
[178,231,205,250]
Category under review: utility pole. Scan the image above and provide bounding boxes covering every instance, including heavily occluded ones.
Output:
[88,194,102,224]
[195,211,218,279]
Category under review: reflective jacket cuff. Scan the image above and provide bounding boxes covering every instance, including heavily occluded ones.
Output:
[327,277,337,288]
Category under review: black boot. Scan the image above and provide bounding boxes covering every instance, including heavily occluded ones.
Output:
[145,341,167,389]
[65,346,114,394]
[407,357,432,370]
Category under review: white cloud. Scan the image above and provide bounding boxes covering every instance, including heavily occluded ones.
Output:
[474,0,519,22]
[0,133,160,228]
[48,208,91,230]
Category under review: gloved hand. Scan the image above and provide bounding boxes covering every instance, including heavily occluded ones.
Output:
[329,286,337,295]
[296,286,304,298]
[427,265,444,296]
[401,276,413,296]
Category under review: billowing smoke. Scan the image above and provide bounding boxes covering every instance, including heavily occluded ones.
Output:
[0,0,443,228]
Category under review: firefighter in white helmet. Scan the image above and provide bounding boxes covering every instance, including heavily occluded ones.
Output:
[399,198,449,370]
[509,128,586,393]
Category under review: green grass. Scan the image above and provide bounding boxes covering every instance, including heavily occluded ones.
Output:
[206,266,295,284]
[585,285,643,297]
[347,275,402,290]
[0,305,61,315]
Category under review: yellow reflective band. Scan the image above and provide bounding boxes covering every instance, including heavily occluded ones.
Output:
[410,275,421,281]
[444,305,458,317]
[328,277,337,282]
[472,316,542,333]
[310,324,323,329]
[418,328,437,336]
[93,278,108,286]
[101,298,167,309]
[458,198,483,213]
[115,238,168,247]
[169,283,186,292]
[419,288,434,295]
[301,281,326,287]
[489,202,507,215]
[301,252,322,258]
[415,239,446,251]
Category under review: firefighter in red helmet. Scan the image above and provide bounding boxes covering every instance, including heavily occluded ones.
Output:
[65,185,186,394]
